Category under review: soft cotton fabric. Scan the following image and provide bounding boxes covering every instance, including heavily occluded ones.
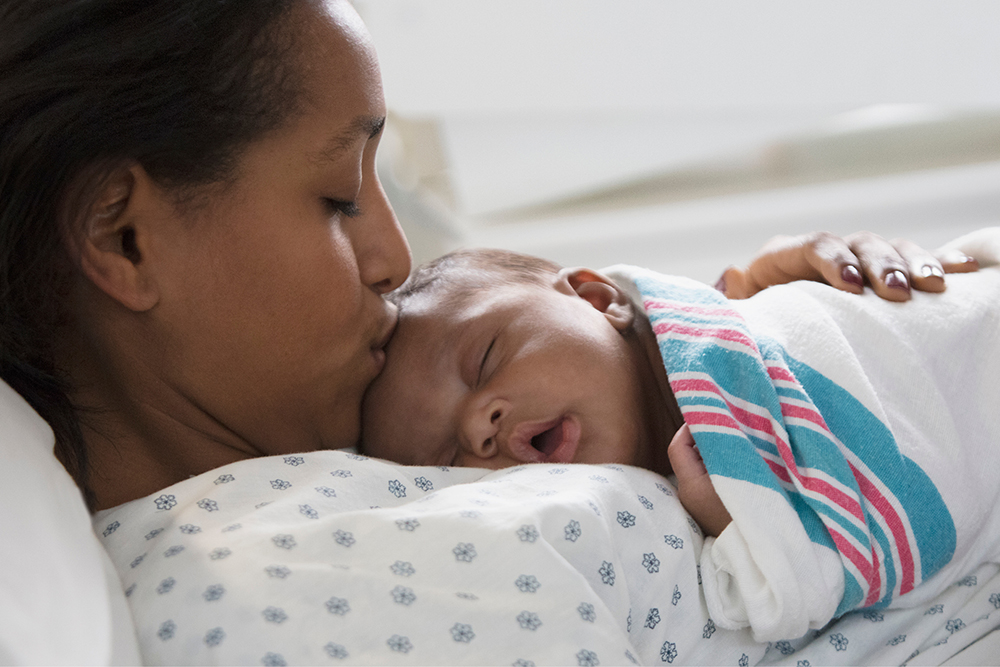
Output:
[612,228,1000,642]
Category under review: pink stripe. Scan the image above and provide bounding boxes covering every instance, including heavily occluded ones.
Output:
[766,366,797,383]
[643,297,742,319]
[653,321,759,354]
[829,528,875,595]
[683,410,743,432]
[765,458,793,484]
[850,462,916,595]
[780,402,831,431]
[674,377,868,524]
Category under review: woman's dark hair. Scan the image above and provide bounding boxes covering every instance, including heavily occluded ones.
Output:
[0,0,306,509]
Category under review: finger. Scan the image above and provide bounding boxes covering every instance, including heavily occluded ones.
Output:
[935,248,980,274]
[891,237,945,293]
[799,231,864,295]
[667,424,708,482]
[740,234,823,299]
[846,231,912,302]
[717,265,754,299]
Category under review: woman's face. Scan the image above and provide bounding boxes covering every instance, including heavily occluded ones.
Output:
[142,0,410,454]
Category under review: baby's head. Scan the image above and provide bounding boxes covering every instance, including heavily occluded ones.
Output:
[360,248,663,471]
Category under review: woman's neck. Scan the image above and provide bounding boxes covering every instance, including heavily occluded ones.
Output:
[56,314,258,512]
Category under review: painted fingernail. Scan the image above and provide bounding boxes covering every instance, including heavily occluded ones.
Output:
[841,264,863,287]
[714,275,727,294]
[961,254,978,264]
[920,264,944,278]
[884,270,910,291]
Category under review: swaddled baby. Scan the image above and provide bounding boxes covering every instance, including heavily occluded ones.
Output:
[360,250,730,535]
[361,245,1000,641]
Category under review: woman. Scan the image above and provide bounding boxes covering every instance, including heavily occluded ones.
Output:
[0,0,975,513]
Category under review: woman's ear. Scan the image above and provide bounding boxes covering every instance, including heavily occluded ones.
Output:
[62,163,160,312]
[559,267,635,331]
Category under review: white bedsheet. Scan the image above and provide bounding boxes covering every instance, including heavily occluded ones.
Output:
[95,451,1000,665]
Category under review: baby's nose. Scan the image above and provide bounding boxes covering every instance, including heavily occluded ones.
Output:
[459,398,509,459]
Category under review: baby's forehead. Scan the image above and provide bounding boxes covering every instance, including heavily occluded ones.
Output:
[401,269,542,319]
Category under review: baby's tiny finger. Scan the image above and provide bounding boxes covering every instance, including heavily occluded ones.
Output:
[892,238,945,293]
[667,424,708,479]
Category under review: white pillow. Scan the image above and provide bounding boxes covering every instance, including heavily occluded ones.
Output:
[0,379,140,665]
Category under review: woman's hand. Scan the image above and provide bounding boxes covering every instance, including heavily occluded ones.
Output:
[667,424,732,538]
[718,231,980,301]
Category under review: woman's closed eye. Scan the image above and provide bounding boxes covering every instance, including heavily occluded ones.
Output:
[323,197,361,218]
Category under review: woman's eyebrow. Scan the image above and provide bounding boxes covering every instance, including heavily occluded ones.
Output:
[313,114,386,164]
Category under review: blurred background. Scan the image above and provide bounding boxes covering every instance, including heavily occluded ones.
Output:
[354,0,1000,283]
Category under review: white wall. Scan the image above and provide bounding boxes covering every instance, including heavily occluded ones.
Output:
[355,1,1000,278]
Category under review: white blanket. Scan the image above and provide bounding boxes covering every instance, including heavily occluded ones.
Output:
[610,247,1000,643]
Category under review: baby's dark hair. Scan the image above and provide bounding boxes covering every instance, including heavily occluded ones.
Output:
[389,248,563,308]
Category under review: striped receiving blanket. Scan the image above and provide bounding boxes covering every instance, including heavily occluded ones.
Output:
[610,229,1000,642]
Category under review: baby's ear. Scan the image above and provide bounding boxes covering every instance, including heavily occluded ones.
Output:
[559,268,635,331]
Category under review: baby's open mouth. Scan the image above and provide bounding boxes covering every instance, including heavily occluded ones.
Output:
[510,415,581,464]
[530,421,565,456]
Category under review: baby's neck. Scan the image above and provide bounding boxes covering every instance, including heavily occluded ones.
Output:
[626,309,683,477]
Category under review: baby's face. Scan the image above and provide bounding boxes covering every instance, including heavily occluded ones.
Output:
[360,270,649,470]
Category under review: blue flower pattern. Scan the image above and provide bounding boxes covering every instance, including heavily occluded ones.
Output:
[660,640,677,663]
[154,495,177,511]
[515,575,540,593]
[642,552,660,573]
[517,525,539,543]
[598,561,615,586]
[324,643,348,659]
[453,542,477,562]
[564,520,582,542]
[517,611,542,630]
[325,597,350,615]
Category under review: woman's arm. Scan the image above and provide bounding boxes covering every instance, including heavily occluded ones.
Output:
[718,231,980,301]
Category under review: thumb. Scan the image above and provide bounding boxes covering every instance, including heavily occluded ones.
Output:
[717,265,758,299]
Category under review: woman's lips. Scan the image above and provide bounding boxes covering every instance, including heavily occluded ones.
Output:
[508,415,581,464]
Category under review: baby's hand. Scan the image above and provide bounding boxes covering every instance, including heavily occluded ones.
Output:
[667,424,732,537]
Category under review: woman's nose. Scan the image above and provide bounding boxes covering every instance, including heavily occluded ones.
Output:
[459,398,509,459]
[352,174,412,295]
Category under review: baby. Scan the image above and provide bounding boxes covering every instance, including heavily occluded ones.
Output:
[359,248,731,535]
[361,242,1000,641]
